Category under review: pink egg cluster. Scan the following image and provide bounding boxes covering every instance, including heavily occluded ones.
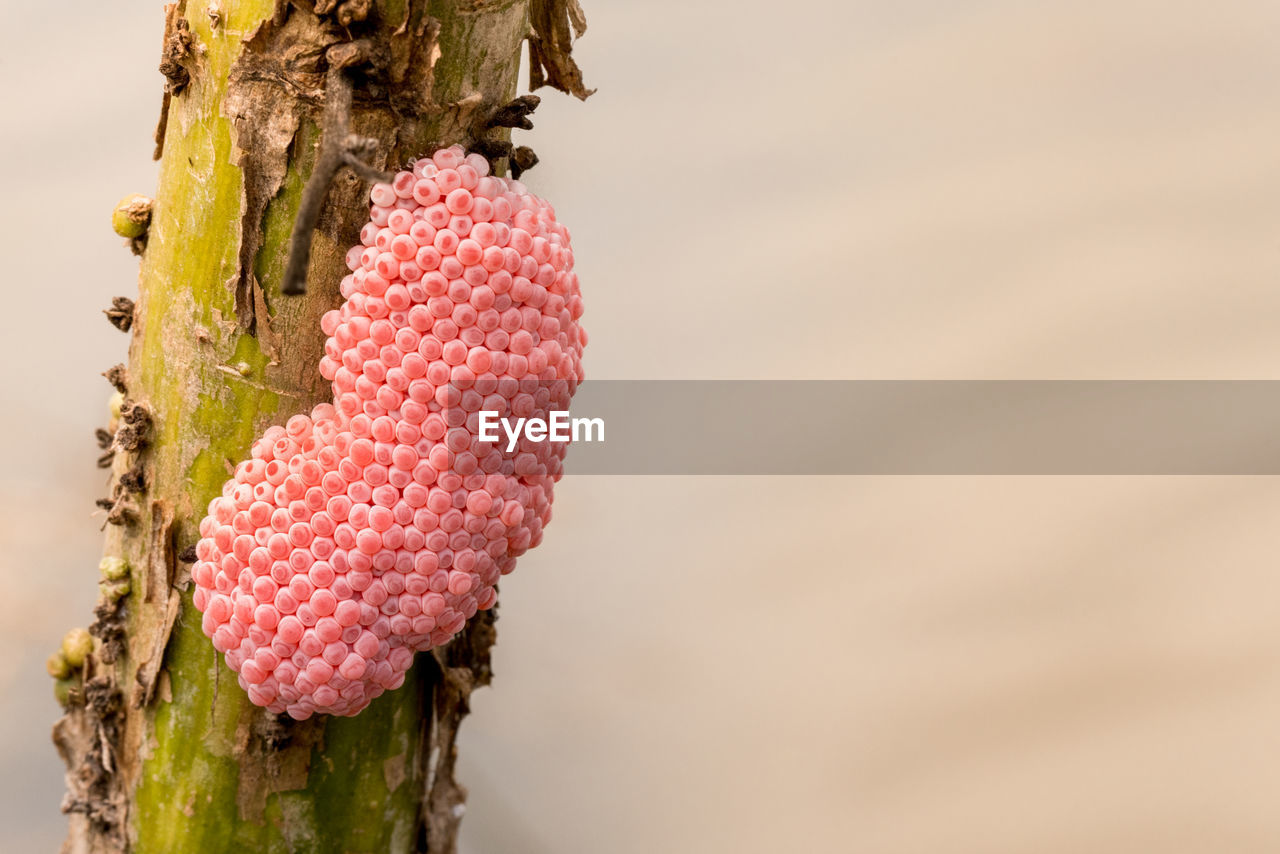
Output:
[191,146,585,719]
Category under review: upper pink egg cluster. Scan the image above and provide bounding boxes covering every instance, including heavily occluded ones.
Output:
[191,146,585,719]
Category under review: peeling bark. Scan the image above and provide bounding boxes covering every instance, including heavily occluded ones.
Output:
[55,1,590,852]
[529,0,593,100]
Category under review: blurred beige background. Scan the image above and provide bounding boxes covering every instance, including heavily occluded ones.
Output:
[4,0,1280,851]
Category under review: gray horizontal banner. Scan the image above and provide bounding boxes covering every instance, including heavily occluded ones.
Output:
[505,381,1280,474]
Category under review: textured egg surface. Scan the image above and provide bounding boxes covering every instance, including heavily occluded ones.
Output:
[190,146,585,718]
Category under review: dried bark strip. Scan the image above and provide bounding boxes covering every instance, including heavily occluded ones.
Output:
[529,0,594,100]
[419,609,498,852]
[280,59,390,296]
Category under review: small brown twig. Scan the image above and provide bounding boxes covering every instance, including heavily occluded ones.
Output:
[96,495,137,528]
[472,95,542,178]
[485,94,540,130]
[103,298,135,333]
[510,146,539,180]
[102,365,128,395]
[281,60,390,296]
[117,461,148,495]
[95,428,116,470]
[112,402,152,453]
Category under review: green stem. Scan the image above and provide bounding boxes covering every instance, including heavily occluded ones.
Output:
[58,2,531,852]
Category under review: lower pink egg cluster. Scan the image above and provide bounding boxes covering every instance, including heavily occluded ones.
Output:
[191,146,585,719]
